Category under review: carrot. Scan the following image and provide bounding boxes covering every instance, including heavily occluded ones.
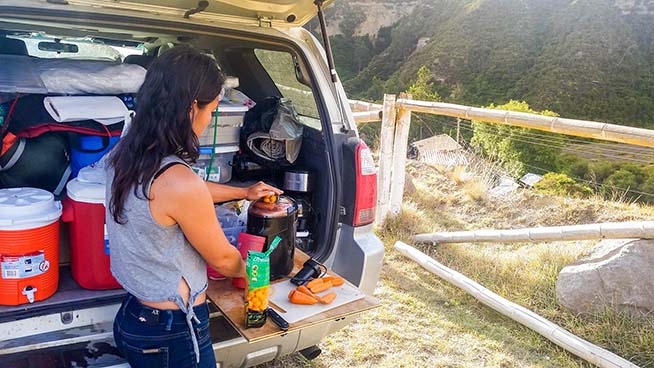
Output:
[297,285,319,302]
[288,290,296,300]
[289,290,318,305]
[309,280,333,294]
[320,292,337,304]
[306,278,324,290]
[323,276,344,286]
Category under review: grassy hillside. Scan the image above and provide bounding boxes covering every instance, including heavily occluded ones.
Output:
[260,160,654,367]
[328,0,654,129]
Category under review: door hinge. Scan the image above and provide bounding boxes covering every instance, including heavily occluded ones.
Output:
[339,206,347,216]
[258,16,273,27]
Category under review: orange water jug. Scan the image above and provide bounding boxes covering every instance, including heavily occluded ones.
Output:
[0,188,61,305]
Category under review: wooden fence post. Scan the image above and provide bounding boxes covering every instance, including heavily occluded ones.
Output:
[376,94,397,224]
[389,93,412,216]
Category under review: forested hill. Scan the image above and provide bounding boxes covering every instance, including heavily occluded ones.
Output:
[313,0,654,128]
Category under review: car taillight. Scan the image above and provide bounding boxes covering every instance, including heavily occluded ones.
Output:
[354,142,377,226]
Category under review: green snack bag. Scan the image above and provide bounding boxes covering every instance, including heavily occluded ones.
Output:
[245,236,280,328]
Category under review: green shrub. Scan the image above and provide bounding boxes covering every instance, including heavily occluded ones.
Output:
[534,173,594,198]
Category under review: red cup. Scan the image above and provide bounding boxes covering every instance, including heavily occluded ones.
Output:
[207,234,242,280]
[232,233,266,289]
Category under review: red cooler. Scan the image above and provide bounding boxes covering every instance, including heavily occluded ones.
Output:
[62,177,121,290]
[0,188,62,305]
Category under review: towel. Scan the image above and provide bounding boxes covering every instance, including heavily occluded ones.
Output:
[43,96,128,125]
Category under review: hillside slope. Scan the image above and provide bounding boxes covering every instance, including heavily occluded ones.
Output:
[327,0,654,128]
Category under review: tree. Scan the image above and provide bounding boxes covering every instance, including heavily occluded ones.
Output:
[407,66,441,102]
[471,100,561,176]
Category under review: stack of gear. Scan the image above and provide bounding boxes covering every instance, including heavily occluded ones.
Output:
[0,95,127,194]
[282,169,315,251]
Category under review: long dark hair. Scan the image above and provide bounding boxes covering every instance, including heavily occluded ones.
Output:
[109,45,225,224]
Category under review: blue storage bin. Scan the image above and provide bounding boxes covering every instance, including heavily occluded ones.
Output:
[69,135,120,178]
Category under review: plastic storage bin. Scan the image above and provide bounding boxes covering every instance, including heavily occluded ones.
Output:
[69,134,120,178]
[61,176,121,290]
[198,102,248,146]
[207,205,246,280]
[0,188,62,305]
[192,145,239,183]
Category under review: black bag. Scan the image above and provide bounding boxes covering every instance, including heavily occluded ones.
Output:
[240,97,303,169]
[0,132,71,195]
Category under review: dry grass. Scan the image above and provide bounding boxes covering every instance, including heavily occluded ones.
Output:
[259,160,654,368]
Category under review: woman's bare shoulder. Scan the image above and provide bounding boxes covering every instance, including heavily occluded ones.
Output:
[151,164,208,201]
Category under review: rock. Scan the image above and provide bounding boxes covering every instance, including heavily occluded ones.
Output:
[556,238,654,316]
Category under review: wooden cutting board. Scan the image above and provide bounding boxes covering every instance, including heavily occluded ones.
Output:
[268,280,365,324]
[206,249,380,342]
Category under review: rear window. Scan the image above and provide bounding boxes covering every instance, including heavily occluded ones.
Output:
[7,35,143,61]
[254,49,321,130]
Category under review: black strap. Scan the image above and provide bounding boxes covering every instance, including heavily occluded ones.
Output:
[153,162,186,180]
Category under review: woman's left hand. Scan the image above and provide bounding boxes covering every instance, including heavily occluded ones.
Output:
[245,181,283,201]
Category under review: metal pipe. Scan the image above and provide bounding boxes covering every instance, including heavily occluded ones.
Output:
[394,241,639,368]
[314,0,337,83]
[413,221,654,244]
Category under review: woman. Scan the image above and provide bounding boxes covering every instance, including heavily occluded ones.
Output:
[106,45,282,367]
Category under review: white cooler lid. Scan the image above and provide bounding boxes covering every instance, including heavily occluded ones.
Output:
[0,188,62,230]
[66,179,106,205]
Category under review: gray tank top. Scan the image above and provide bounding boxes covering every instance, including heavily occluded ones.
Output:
[105,155,207,362]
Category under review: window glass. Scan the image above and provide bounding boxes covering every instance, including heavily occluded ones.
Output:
[254,49,321,130]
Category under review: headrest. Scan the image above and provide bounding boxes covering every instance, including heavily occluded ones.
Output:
[0,38,28,56]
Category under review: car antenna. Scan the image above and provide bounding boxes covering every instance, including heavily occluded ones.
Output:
[184,0,209,19]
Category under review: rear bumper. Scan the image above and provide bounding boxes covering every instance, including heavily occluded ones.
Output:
[0,301,363,368]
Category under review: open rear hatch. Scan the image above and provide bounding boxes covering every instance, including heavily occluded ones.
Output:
[60,0,335,27]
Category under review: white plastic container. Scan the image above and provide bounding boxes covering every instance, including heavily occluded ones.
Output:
[199,102,248,146]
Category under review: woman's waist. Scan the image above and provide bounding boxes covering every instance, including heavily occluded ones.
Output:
[139,292,207,310]
[122,294,209,330]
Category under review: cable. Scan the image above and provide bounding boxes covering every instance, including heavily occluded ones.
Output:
[444,123,654,164]
[441,119,654,158]
[438,120,654,164]
[457,136,654,198]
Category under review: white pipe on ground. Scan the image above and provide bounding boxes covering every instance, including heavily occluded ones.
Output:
[394,241,640,368]
[413,221,654,244]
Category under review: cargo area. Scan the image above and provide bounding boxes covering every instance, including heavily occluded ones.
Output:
[0,23,337,320]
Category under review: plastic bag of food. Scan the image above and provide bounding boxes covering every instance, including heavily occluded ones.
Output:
[245,236,280,328]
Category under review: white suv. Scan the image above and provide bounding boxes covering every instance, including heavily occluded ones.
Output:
[0,1,384,367]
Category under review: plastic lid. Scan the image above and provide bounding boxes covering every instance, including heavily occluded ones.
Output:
[217,101,249,113]
[77,165,106,185]
[66,179,105,205]
[248,196,298,218]
[199,145,240,155]
[0,188,62,230]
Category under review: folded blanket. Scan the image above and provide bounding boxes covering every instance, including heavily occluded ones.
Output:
[43,96,128,125]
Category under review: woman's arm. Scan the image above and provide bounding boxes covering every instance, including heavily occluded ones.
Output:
[150,166,246,278]
[206,181,283,203]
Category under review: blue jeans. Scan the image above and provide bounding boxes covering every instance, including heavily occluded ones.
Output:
[113,294,217,368]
